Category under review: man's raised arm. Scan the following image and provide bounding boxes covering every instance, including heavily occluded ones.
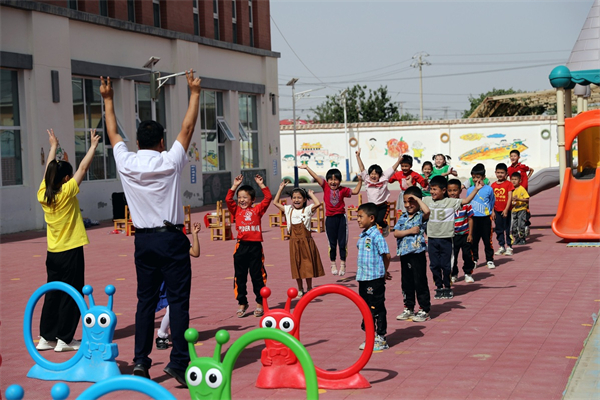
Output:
[176,70,202,152]
[100,76,123,148]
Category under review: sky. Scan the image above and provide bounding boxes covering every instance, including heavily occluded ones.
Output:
[270,0,595,121]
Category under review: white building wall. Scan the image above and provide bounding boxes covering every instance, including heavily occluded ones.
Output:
[0,7,279,234]
[280,118,558,181]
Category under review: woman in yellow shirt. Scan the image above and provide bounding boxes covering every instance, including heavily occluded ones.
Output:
[36,129,100,352]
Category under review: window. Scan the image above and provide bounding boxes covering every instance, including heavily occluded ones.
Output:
[153,0,161,28]
[0,69,22,186]
[248,0,254,47]
[72,77,117,181]
[232,0,237,44]
[239,94,259,169]
[99,0,108,16]
[213,0,219,40]
[193,0,199,35]
[68,0,78,10]
[135,82,166,138]
[199,90,225,171]
[127,0,135,22]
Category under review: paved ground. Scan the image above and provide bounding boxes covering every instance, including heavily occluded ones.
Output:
[1,186,599,399]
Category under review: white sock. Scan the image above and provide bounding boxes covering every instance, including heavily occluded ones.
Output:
[158,306,170,339]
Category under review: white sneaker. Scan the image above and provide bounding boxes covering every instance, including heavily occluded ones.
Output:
[494,246,505,256]
[464,274,475,283]
[504,247,513,256]
[54,339,81,352]
[36,336,56,351]
[359,341,366,350]
[382,226,390,238]
[451,275,458,284]
[487,261,496,269]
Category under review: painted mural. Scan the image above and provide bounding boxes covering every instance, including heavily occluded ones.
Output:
[459,140,528,162]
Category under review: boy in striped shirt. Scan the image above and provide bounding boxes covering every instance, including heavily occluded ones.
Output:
[448,179,475,283]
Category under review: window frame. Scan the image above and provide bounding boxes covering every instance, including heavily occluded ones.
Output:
[238,93,259,169]
[0,68,23,187]
[213,0,220,40]
[127,0,135,22]
[193,0,199,35]
[153,0,161,28]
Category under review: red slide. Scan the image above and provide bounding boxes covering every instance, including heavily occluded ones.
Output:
[551,169,600,240]
[551,109,600,241]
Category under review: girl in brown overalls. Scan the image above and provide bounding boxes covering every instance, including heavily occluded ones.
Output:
[273,182,325,297]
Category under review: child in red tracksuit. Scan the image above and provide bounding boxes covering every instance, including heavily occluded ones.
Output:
[226,174,272,319]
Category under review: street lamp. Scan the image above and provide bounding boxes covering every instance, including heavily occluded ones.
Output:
[286,77,299,187]
[143,56,160,121]
[411,52,430,120]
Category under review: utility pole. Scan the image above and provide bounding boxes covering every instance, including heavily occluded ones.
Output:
[411,52,430,121]
[286,78,299,187]
[341,89,350,181]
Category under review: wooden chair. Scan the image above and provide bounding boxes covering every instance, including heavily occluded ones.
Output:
[210,205,232,241]
[205,201,222,228]
[183,205,192,233]
[269,200,286,227]
[347,193,363,221]
[311,205,325,233]
[125,206,135,236]
[387,200,398,227]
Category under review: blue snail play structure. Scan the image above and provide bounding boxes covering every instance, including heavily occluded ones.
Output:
[5,377,177,400]
[23,282,120,382]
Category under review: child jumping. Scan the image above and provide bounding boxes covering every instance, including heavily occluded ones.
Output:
[356,202,392,351]
[466,163,496,269]
[447,179,476,283]
[491,163,514,256]
[356,148,402,237]
[389,154,428,213]
[430,154,457,179]
[226,174,273,318]
[273,182,325,297]
[511,172,530,245]
[300,164,362,276]
[424,176,483,299]
[394,186,431,322]
[155,222,201,350]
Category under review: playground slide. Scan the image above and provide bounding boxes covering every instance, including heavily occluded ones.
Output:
[551,169,600,241]
[528,167,559,197]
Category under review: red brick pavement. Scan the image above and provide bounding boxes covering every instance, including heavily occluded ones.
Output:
[1,187,598,399]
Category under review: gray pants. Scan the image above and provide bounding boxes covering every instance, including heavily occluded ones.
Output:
[511,210,527,241]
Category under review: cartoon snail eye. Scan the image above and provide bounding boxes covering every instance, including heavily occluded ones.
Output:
[84,313,96,328]
[205,368,223,388]
[279,317,295,333]
[98,313,111,328]
[186,366,202,387]
[261,316,276,329]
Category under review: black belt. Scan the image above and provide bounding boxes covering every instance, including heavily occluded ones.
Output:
[135,225,184,234]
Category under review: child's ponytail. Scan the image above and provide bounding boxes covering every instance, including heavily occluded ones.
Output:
[44,160,73,206]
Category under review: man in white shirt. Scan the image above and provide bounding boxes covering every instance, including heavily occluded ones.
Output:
[100,71,201,385]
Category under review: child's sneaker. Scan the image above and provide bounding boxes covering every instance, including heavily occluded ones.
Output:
[339,261,346,276]
[487,261,496,269]
[504,247,513,256]
[36,336,56,351]
[464,274,475,283]
[412,310,430,322]
[494,246,506,255]
[54,339,81,352]
[373,335,389,351]
[155,336,170,350]
[450,275,458,284]
[446,289,454,299]
[358,341,366,350]
[330,262,338,276]
[382,226,390,238]
[434,288,443,300]
[396,308,414,320]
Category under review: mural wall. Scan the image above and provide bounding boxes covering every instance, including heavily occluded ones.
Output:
[280,119,558,180]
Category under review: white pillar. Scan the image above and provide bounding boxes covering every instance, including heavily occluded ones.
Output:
[557,88,566,188]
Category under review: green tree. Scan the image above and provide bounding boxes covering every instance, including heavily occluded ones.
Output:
[310,85,415,123]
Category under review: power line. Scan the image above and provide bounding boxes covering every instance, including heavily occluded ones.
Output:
[433,49,570,57]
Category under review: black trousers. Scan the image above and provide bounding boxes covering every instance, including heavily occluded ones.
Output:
[375,202,389,229]
[428,237,453,289]
[325,214,348,262]
[400,252,430,312]
[133,229,191,371]
[40,246,85,343]
[359,277,387,337]
[494,210,512,248]
[233,241,267,305]
[452,234,474,276]
[471,216,494,262]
